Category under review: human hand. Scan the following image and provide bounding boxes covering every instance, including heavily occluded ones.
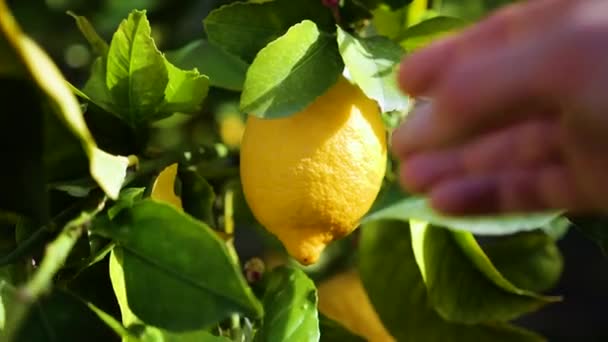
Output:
[392,0,608,215]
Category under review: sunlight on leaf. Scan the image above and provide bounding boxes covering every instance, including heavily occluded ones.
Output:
[359,220,545,341]
[241,20,343,119]
[410,221,558,324]
[365,195,562,236]
[337,27,408,113]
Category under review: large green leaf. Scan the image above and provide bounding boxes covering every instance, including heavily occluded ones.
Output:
[410,222,557,324]
[0,2,128,199]
[106,10,168,126]
[240,20,343,119]
[364,196,562,235]
[110,254,229,342]
[166,39,248,91]
[482,232,563,293]
[255,266,319,342]
[204,0,334,62]
[398,16,467,51]
[95,200,263,331]
[359,220,544,341]
[337,27,408,113]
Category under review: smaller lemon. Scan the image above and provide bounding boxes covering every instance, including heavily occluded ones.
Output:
[318,270,395,342]
[240,77,387,264]
[150,163,182,209]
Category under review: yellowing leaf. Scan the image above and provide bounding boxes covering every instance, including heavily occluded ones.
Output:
[150,163,183,209]
[0,0,128,199]
[318,270,395,342]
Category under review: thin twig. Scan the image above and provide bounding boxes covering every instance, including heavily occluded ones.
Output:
[2,197,106,341]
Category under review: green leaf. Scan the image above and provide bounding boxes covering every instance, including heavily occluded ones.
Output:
[569,214,608,255]
[337,27,408,112]
[241,20,343,119]
[109,248,139,327]
[319,314,365,342]
[0,6,129,199]
[108,257,228,342]
[134,325,231,342]
[398,16,467,51]
[383,0,415,10]
[483,232,563,293]
[86,302,142,342]
[255,266,319,342]
[4,289,120,342]
[81,57,118,114]
[410,221,557,324]
[166,39,248,91]
[204,0,334,62]
[158,60,209,115]
[433,0,510,21]
[356,0,417,11]
[108,188,145,219]
[371,5,408,40]
[178,168,215,227]
[106,10,168,126]
[359,220,545,342]
[96,200,263,331]
[364,195,562,236]
[67,11,109,56]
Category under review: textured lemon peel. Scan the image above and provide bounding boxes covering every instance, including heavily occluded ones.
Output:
[240,77,387,264]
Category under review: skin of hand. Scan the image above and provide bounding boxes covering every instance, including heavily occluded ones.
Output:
[392,0,608,215]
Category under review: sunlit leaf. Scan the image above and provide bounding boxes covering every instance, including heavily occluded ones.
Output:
[204,0,334,62]
[337,27,408,112]
[359,220,545,341]
[96,200,263,331]
[241,20,343,119]
[166,39,248,91]
[255,266,319,342]
[106,10,168,126]
[364,195,562,236]
[410,221,558,324]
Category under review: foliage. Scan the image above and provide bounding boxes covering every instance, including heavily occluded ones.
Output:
[0,0,594,341]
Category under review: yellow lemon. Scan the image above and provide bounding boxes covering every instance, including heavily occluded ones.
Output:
[219,115,246,148]
[150,163,183,209]
[318,270,395,342]
[240,77,387,265]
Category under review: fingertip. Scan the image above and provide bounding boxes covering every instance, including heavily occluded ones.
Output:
[398,38,457,95]
[429,178,500,215]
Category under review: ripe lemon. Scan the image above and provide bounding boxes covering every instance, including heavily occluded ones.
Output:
[240,77,387,265]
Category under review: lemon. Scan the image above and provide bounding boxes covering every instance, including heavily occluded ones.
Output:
[240,77,387,265]
[219,115,246,148]
[150,163,183,209]
[318,270,395,342]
